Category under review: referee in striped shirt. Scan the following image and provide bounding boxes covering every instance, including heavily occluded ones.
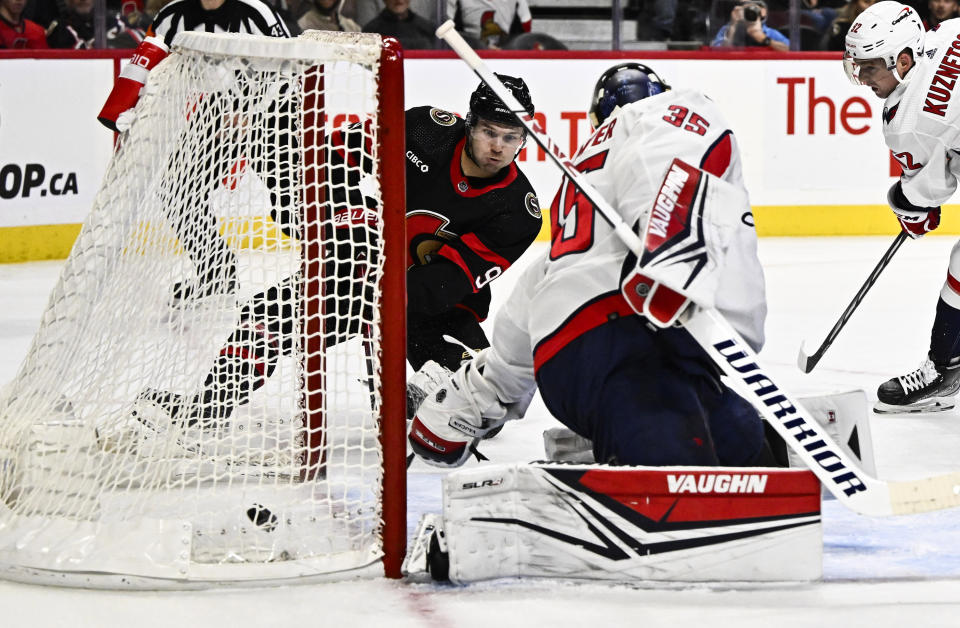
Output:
[99,0,296,304]
[148,0,291,46]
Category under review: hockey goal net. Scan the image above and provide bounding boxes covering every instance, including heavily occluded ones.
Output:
[0,31,406,587]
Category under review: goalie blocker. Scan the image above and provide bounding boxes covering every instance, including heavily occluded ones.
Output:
[404,463,822,583]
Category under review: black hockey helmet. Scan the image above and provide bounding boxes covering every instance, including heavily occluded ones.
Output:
[588,63,671,128]
[466,74,535,129]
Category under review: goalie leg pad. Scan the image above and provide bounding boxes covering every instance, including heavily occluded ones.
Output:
[542,426,595,463]
[794,389,877,476]
[440,463,822,583]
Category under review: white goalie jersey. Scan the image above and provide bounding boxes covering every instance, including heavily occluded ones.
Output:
[482,87,767,405]
[883,18,960,207]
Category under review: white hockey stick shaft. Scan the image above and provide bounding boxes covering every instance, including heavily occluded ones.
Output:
[436,21,643,258]
[438,20,960,516]
[687,308,960,516]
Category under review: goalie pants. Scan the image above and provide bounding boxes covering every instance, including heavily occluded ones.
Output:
[535,313,768,467]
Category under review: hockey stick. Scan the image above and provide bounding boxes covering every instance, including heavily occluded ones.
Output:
[437,22,960,516]
[797,232,908,373]
[687,307,960,516]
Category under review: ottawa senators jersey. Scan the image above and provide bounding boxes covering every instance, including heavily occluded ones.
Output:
[402,106,541,319]
[0,16,48,49]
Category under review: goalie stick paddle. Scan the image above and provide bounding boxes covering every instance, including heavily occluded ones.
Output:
[797,232,907,374]
[437,23,960,516]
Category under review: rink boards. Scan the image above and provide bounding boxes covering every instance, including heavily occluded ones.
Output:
[0,50,939,263]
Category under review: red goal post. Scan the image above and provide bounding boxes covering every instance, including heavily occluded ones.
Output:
[0,31,407,587]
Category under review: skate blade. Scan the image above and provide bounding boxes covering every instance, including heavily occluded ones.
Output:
[401,513,443,577]
[131,399,210,456]
[873,398,957,414]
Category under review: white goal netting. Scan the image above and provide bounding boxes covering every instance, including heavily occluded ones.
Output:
[0,31,405,587]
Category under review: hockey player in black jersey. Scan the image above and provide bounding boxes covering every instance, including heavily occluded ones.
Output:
[403,77,541,370]
[130,75,541,438]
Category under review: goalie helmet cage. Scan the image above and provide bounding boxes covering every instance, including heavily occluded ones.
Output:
[0,31,407,588]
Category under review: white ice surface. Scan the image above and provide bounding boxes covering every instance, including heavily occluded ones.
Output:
[2,237,960,627]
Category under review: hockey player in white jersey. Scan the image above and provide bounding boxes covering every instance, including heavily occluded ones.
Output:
[844,1,960,412]
[407,63,778,468]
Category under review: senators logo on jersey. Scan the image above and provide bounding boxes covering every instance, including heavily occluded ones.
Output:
[525,192,542,219]
[429,108,458,126]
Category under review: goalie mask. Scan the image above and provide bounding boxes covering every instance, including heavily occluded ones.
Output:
[589,63,671,129]
[843,1,924,87]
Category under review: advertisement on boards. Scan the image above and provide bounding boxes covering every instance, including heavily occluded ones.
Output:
[0,58,116,228]
[0,52,899,235]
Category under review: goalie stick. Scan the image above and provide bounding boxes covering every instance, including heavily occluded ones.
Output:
[797,232,907,374]
[436,21,960,516]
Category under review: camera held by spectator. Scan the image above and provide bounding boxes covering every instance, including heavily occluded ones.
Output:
[712,0,790,50]
[743,2,763,22]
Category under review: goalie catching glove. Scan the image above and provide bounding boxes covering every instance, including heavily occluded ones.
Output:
[888,181,940,239]
[620,158,745,327]
[98,36,170,133]
[408,349,530,468]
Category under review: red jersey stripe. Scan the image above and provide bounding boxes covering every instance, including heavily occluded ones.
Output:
[437,244,478,292]
[533,292,636,373]
[449,138,519,198]
[460,233,511,269]
[700,131,733,178]
[947,271,960,296]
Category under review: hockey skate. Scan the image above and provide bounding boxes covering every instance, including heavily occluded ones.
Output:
[126,389,216,455]
[874,359,960,414]
[401,513,449,581]
[169,259,238,308]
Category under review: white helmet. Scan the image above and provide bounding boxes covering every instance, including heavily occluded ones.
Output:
[844,1,924,85]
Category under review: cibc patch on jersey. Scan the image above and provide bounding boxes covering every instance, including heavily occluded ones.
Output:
[430,108,458,126]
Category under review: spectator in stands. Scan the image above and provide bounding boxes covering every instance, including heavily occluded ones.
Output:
[144,0,176,18]
[363,0,435,47]
[798,0,845,35]
[926,0,958,28]
[0,0,47,48]
[23,0,61,32]
[265,0,304,34]
[448,0,531,49]
[122,0,154,32]
[711,0,789,50]
[47,0,146,48]
[646,0,678,41]
[502,31,566,49]
[354,0,435,25]
[298,0,360,31]
[820,0,875,50]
